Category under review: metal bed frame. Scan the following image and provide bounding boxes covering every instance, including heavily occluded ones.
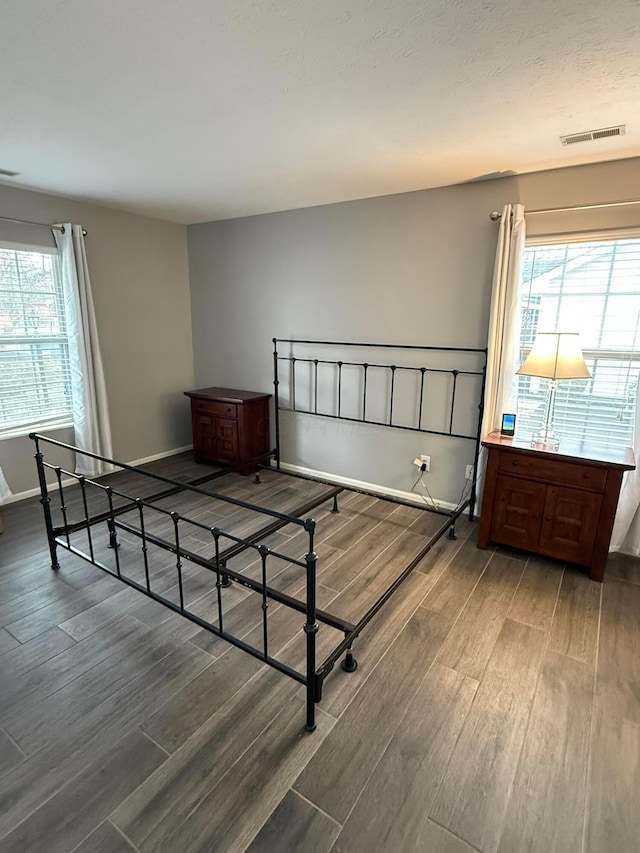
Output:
[31,338,486,732]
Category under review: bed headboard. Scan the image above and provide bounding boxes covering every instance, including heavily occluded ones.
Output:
[272,338,487,515]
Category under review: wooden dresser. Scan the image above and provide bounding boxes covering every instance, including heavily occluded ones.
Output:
[477,431,635,581]
[184,387,271,474]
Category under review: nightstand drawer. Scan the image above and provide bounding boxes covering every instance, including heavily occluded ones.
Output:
[193,399,237,419]
[498,451,606,491]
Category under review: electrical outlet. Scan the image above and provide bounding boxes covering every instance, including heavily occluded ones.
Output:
[420,455,431,472]
[465,464,474,480]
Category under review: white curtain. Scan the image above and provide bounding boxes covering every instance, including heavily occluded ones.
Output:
[610,373,640,554]
[0,467,11,506]
[476,204,526,506]
[54,224,115,478]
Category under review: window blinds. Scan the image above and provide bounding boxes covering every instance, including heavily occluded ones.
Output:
[516,238,640,450]
[0,247,73,436]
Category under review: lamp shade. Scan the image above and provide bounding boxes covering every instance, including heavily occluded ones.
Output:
[516,332,591,380]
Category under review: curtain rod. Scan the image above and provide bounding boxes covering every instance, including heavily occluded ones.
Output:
[489,199,640,221]
[0,214,87,236]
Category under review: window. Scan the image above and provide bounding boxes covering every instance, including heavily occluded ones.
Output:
[0,245,73,437]
[515,236,640,449]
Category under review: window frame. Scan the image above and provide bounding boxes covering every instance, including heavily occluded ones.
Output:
[0,241,74,440]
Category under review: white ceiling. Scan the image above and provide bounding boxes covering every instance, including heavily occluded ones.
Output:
[1,0,639,224]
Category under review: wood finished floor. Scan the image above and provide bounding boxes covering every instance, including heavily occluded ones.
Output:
[0,453,638,852]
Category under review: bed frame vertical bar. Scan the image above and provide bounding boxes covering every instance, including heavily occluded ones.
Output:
[362,363,368,420]
[291,358,297,411]
[314,359,319,413]
[172,513,185,611]
[303,518,318,732]
[449,370,459,435]
[78,477,95,562]
[105,487,121,577]
[55,467,71,548]
[210,531,222,630]
[136,498,151,592]
[33,435,60,570]
[389,365,396,425]
[259,546,269,659]
[418,368,426,430]
[273,338,281,471]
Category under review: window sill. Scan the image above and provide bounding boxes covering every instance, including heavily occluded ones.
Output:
[0,421,74,442]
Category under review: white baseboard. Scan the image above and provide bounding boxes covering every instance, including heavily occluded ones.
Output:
[4,481,76,505]
[2,444,194,506]
[273,460,460,513]
[127,444,193,468]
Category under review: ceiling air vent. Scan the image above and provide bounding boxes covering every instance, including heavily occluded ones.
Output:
[561,125,626,146]
[0,168,20,177]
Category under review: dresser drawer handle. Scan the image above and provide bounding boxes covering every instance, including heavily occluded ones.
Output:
[512,460,519,466]
[545,515,552,521]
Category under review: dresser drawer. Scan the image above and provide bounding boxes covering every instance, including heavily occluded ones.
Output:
[192,399,237,419]
[498,451,607,491]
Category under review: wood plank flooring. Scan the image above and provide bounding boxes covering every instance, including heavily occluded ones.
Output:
[0,452,638,851]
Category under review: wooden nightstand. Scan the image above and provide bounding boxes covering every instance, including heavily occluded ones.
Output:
[477,431,635,581]
[184,387,271,474]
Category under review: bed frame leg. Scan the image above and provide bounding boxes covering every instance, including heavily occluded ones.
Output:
[331,494,340,513]
[341,649,358,673]
[254,472,261,485]
[306,683,316,732]
[447,523,457,540]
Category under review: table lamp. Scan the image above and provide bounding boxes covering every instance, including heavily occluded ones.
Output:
[516,331,591,450]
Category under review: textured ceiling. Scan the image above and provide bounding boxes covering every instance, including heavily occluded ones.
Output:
[1,0,639,223]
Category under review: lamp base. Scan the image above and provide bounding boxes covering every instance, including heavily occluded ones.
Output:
[530,426,560,451]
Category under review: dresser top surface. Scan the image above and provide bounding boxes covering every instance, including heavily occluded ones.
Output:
[482,430,635,470]
[185,387,272,403]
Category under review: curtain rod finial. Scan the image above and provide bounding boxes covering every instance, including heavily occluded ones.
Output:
[489,210,502,221]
